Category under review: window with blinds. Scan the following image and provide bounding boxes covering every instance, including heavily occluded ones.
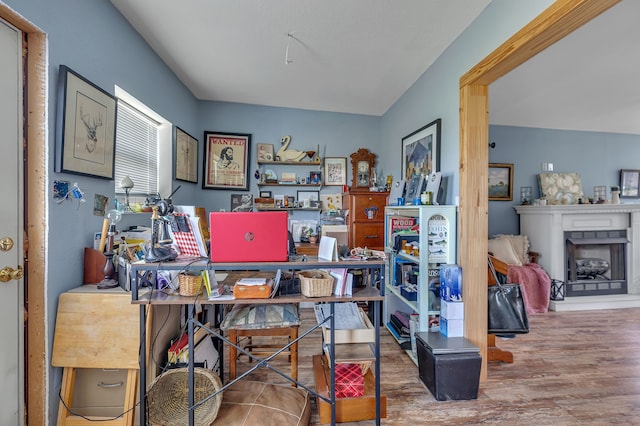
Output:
[114,100,159,196]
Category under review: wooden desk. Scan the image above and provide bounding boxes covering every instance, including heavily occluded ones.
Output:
[130,257,385,426]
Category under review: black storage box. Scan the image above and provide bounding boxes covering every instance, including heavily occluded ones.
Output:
[416,332,481,401]
[277,277,301,295]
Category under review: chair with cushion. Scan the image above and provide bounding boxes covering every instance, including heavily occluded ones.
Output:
[488,234,549,363]
[220,303,300,386]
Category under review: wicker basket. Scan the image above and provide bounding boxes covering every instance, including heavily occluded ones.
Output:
[178,273,203,296]
[299,270,334,297]
[146,367,223,426]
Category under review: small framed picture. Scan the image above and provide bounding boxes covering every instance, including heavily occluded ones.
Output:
[488,163,514,201]
[259,190,272,198]
[620,169,640,198]
[230,193,253,212]
[323,157,347,186]
[257,143,274,162]
[309,171,322,184]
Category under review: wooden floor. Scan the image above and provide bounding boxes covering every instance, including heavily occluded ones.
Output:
[228,307,640,425]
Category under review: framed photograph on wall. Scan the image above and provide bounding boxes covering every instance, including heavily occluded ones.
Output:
[174,126,198,183]
[230,193,253,212]
[401,118,441,181]
[203,131,251,190]
[488,163,514,201]
[620,169,640,198]
[257,143,274,162]
[55,65,117,179]
[323,157,347,186]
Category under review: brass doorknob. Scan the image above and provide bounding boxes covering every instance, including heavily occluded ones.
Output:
[0,266,23,282]
[0,237,14,252]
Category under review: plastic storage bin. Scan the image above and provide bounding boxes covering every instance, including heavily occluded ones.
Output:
[416,332,481,401]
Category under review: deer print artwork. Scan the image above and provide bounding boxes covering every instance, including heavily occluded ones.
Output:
[79,105,103,153]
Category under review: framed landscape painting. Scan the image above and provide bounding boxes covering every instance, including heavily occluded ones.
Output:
[488,163,513,201]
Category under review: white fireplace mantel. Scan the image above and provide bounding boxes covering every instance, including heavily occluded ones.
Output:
[515,204,640,309]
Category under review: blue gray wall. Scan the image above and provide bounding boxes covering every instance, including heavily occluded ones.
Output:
[4,0,600,422]
[488,125,640,237]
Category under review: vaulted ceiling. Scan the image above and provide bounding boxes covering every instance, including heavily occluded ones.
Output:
[111,0,639,134]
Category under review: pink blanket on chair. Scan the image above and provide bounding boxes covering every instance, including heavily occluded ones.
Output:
[507,263,551,314]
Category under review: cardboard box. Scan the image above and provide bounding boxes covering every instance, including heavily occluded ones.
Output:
[440,317,464,337]
[321,308,375,345]
[440,300,464,320]
[440,264,462,301]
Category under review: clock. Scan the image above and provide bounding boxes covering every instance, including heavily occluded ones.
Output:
[350,148,377,192]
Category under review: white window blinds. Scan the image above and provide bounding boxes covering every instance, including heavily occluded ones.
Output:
[114,100,159,195]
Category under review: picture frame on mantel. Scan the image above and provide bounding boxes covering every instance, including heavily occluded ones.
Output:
[620,169,640,198]
[55,65,117,179]
[488,163,513,201]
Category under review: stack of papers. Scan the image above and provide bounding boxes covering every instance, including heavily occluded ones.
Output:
[314,302,366,330]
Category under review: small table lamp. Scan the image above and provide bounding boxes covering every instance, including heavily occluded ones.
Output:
[98,209,122,289]
[121,175,134,211]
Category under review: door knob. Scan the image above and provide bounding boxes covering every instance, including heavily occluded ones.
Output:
[0,266,23,282]
[0,237,14,251]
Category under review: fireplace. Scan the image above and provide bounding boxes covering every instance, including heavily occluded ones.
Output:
[565,229,628,296]
[515,204,640,311]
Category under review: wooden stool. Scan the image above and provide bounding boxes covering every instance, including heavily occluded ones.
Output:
[221,304,300,387]
[229,325,299,385]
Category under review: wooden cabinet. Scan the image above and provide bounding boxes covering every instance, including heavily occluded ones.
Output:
[342,192,388,250]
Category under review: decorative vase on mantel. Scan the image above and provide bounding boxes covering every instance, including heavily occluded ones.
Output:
[611,190,620,204]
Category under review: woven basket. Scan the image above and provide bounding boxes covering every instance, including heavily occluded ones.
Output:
[147,367,223,426]
[179,273,203,296]
[299,270,334,297]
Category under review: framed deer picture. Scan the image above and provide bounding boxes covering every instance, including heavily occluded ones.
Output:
[55,65,117,179]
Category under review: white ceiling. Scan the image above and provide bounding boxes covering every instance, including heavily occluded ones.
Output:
[111,0,640,134]
[110,0,491,116]
[489,0,640,135]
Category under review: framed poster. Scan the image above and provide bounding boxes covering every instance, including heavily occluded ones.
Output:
[488,163,514,201]
[174,126,198,183]
[55,65,117,179]
[401,118,441,181]
[203,131,251,190]
[324,157,347,186]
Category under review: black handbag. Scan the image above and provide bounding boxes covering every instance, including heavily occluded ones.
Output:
[487,256,530,334]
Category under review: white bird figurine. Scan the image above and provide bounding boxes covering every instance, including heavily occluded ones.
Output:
[276,135,307,162]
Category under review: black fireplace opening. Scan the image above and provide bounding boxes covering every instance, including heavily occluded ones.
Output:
[565,230,628,297]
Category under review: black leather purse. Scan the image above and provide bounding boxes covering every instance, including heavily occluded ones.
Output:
[487,256,530,335]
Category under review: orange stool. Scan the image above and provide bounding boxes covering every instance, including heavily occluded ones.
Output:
[221,304,300,386]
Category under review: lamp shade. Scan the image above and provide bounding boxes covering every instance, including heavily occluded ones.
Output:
[121,175,134,190]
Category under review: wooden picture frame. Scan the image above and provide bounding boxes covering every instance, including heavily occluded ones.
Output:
[324,157,347,186]
[257,143,275,162]
[489,163,514,201]
[174,126,198,183]
[55,65,117,179]
[620,169,640,198]
[401,118,441,181]
[203,131,251,190]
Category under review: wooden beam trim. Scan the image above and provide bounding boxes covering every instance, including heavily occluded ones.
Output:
[461,0,621,86]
